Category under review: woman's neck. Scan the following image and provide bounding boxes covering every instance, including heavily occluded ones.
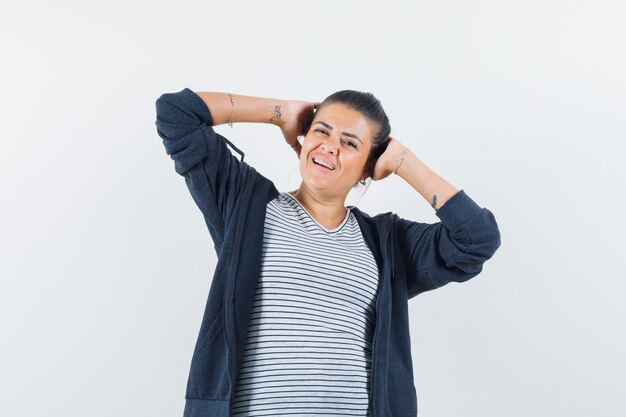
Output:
[289,186,348,230]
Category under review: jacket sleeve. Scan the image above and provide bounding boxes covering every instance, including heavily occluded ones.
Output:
[396,189,501,299]
[154,87,250,252]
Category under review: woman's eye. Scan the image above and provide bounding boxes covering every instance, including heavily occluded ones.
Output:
[343,140,357,148]
[315,129,327,134]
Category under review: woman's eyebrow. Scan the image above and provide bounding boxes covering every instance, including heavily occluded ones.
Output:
[314,121,363,144]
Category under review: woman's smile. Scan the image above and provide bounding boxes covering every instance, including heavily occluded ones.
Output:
[311,154,337,172]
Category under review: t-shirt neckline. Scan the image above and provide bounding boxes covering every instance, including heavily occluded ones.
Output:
[283,192,351,233]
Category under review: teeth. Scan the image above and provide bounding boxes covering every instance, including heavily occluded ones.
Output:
[313,158,334,170]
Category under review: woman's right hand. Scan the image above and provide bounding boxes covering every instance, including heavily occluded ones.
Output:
[278,100,320,158]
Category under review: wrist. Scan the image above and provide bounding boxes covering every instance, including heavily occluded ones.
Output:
[392,147,408,175]
[220,93,287,126]
[267,99,285,127]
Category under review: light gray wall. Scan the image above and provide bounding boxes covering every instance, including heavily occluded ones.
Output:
[1,1,624,416]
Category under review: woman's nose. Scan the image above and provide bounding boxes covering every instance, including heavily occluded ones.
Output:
[321,137,338,154]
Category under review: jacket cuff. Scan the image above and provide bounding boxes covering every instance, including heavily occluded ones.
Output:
[435,189,483,232]
[181,87,214,126]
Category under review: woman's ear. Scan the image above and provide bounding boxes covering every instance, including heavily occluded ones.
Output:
[362,160,375,182]
[360,170,370,182]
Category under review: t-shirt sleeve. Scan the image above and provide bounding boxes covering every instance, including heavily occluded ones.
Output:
[396,189,502,299]
[154,87,250,252]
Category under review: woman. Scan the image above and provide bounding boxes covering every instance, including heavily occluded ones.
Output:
[154,87,501,417]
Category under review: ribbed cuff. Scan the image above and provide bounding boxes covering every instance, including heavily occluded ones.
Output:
[183,398,229,417]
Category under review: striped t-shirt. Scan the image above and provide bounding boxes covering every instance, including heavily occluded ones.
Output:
[232,191,380,417]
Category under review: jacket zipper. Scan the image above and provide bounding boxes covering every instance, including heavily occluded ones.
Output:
[224,267,234,417]
[369,215,394,417]
[225,171,255,417]
[224,332,231,413]
[369,282,381,417]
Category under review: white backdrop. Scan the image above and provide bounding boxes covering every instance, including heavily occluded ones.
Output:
[1,1,624,416]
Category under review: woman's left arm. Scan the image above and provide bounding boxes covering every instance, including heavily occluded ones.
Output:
[373,138,502,298]
[372,137,459,211]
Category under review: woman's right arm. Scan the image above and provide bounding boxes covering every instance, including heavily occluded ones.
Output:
[155,88,255,252]
[196,91,318,156]
[196,91,287,126]
[155,88,317,251]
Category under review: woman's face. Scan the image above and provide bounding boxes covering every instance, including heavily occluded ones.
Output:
[299,102,374,199]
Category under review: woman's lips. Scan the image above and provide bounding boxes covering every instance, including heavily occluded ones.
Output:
[312,159,335,172]
[311,154,336,171]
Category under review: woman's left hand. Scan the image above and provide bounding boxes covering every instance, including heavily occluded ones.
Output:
[371,136,408,181]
